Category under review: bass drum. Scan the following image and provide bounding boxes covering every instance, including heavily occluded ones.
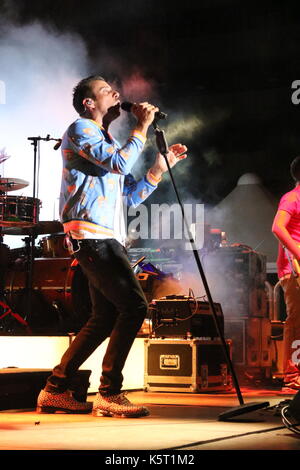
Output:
[4,257,91,334]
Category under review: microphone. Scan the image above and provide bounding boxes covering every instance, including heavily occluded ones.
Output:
[121,101,167,120]
[53,139,62,151]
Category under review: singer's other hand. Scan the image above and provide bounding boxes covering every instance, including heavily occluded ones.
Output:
[150,143,188,179]
[132,102,159,135]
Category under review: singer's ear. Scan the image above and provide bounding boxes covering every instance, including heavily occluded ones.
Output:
[83,98,94,107]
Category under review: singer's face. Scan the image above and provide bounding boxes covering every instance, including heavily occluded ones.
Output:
[90,80,120,118]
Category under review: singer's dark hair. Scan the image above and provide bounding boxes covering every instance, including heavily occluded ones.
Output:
[73,75,106,115]
[290,156,300,182]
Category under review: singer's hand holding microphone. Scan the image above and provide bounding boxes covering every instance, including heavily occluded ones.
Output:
[121,101,167,121]
[121,101,159,134]
[121,101,188,178]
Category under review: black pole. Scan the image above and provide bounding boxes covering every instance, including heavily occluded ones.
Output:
[25,137,40,323]
[153,121,269,420]
[25,135,60,324]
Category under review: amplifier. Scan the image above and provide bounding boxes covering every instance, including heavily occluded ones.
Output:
[150,296,224,339]
[224,317,272,368]
[144,338,232,393]
[202,247,267,318]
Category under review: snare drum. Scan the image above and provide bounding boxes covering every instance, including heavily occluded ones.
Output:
[0,195,40,226]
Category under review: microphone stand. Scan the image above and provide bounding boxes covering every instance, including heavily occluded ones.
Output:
[25,135,61,326]
[152,119,269,420]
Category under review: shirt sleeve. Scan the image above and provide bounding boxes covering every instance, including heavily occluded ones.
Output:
[278,192,298,215]
[67,119,147,175]
[123,172,159,207]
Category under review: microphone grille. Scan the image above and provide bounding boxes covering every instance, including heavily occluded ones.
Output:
[120,101,132,112]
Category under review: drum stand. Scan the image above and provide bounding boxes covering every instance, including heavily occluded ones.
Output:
[0,188,8,296]
[152,119,270,420]
[0,225,7,295]
[0,178,29,331]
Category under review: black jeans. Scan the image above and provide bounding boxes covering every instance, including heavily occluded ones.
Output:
[45,239,148,395]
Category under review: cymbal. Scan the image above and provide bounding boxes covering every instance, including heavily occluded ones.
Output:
[0,154,10,164]
[1,220,64,236]
[0,177,29,192]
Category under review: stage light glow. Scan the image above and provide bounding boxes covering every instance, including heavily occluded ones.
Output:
[0,22,88,247]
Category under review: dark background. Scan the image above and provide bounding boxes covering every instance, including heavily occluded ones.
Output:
[1,0,300,205]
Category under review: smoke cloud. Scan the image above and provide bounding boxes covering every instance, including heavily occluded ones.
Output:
[0,12,228,254]
[121,70,158,103]
[0,20,89,246]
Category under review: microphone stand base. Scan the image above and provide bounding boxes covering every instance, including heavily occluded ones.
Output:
[218,401,270,421]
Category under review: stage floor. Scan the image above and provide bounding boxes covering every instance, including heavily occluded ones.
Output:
[0,386,299,454]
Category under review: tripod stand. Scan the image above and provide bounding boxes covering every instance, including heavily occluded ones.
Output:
[153,119,269,420]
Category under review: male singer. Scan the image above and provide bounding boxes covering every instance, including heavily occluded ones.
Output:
[37,75,187,417]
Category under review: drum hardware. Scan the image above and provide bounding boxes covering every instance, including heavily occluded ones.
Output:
[0,227,31,333]
[0,229,10,294]
[1,220,64,236]
[0,135,62,329]
[0,174,37,327]
[39,232,69,258]
[8,245,43,263]
[0,298,32,334]
[0,148,11,165]
[19,136,62,325]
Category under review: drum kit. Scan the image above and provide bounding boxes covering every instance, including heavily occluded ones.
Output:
[0,176,90,335]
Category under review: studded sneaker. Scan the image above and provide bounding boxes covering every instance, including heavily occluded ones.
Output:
[36,389,93,414]
[92,392,150,418]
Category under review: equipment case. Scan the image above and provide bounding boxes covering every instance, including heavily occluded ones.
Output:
[144,338,232,393]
